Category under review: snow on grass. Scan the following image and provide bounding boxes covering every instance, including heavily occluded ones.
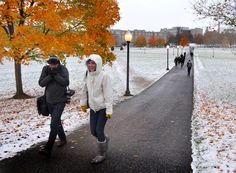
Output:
[0,47,174,160]
[0,94,89,160]
[191,48,236,173]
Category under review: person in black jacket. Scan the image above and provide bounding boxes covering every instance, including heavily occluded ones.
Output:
[38,56,69,158]
[174,57,178,68]
[187,60,192,77]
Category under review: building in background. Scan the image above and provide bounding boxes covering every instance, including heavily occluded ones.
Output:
[110,27,203,46]
[110,29,126,46]
[191,28,203,36]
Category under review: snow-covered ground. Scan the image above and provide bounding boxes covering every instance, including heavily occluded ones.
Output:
[1,46,235,172]
[191,48,236,172]
[0,47,174,160]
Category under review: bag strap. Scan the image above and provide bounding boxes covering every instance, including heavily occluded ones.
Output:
[43,87,47,99]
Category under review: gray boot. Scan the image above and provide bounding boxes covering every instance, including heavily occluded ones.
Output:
[90,139,108,164]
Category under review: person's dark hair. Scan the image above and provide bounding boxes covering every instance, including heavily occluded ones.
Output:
[86,59,95,65]
[47,55,60,65]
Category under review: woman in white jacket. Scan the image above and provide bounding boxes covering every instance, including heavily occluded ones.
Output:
[80,54,112,164]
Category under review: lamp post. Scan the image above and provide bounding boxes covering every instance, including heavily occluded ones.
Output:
[177,45,180,56]
[166,45,170,70]
[212,45,215,58]
[124,31,132,96]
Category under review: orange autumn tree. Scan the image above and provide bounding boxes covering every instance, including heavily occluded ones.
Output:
[157,38,166,47]
[148,36,158,47]
[0,0,120,99]
[179,36,189,47]
[134,35,146,48]
[110,35,117,47]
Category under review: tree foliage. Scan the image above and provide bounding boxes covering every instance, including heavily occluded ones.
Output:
[223,29,236,45]
[221,36,230,48]
[0,0,120,64]
[134,35,146,47]
[167,31,193,45]
[193,0,236,27]
[191,29,236,46]
[148,36,158,47]
[179,37,189,47]
[157,38,166,47]
[167,33,176,44]
[193,34,204,44]
[0,0,120,99]
[203,30,222,45]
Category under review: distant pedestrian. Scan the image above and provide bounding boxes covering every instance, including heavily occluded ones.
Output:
[80,54,113,164]
[38,56,69,158]
[183,52,186,64]
[187,60,192,77]
[174,57,178,67]
[180,54,184,68]
[190,52,194,59]
[184,52,186,58]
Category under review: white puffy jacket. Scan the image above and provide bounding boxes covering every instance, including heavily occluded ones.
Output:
[80,54,113,115]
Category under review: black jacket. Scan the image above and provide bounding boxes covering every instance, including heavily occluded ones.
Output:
[38,65,69,104]
[187,62,192,68]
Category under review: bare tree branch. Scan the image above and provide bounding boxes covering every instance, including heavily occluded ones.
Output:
[193,0,236,27]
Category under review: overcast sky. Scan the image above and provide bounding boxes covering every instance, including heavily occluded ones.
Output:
[112,0,211,32]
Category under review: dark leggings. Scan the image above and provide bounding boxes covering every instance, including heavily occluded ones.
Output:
[188,68,191,76]
[46,102,66,151]
[90,108,107,142]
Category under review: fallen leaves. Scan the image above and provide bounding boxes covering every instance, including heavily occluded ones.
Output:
[192,92,236,172]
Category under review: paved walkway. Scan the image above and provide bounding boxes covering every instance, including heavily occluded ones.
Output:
[0,58,193,173]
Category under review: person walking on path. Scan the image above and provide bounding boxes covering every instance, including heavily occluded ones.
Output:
[80,54,113,164]
[174,57,178,68]
[180,54,185,68]
[190,52,194,59]
[38,56,69,158]
[187,60,192,77]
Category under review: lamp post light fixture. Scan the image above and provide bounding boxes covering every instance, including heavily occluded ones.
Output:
[177,45,180,56]
[212,46,215,58]
[124,31,133,96]
[166,45,170,70]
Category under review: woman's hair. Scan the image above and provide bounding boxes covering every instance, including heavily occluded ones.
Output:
[86,59,95,65]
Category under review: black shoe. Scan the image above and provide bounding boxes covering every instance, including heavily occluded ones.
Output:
[57,140,67,148]
[39,147,51,158]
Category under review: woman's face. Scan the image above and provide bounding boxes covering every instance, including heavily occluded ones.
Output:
[87,60,96,72]
[49,64,59,69]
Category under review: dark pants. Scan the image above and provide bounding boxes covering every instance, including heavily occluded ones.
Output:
[187,68,191,76]
[90,109,107,142]
[46,102,66,151]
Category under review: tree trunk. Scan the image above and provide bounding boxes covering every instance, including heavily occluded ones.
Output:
[13,60,31,99]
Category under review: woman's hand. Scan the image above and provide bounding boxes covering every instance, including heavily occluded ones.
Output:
[106,114,112,119]
[81,105,87,113]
